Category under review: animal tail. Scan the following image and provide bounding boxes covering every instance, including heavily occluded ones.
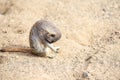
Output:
[0,47,33,53]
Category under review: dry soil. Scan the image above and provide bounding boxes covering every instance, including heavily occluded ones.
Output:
[0,0,120,80]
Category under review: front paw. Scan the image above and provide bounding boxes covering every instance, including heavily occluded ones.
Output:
[54,47,60,53]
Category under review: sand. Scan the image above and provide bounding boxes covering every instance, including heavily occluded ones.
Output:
[0,0,120,80]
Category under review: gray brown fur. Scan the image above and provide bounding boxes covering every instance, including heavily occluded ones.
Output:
[29,20,61,56]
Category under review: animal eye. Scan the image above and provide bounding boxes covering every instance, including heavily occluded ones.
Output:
[51,34,55,37]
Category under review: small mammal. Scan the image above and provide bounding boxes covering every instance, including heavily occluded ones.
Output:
[0,20,62,57]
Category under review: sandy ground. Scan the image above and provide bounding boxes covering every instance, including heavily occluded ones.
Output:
[0,0,120,80]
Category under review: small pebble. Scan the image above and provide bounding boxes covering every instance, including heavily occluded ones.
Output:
[2,30,7,33]
[16,29,24,34]
[82,72,88,78]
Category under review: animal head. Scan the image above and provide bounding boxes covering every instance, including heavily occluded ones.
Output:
[36,20,62,43]
[45,32,61,43]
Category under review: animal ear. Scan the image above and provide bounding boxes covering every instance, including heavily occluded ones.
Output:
[44,33,52,43]
[46,33,51,37]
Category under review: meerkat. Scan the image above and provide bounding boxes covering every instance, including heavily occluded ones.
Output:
[0,20,62,57]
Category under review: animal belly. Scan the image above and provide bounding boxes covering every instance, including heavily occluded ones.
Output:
[30,33,46,54]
